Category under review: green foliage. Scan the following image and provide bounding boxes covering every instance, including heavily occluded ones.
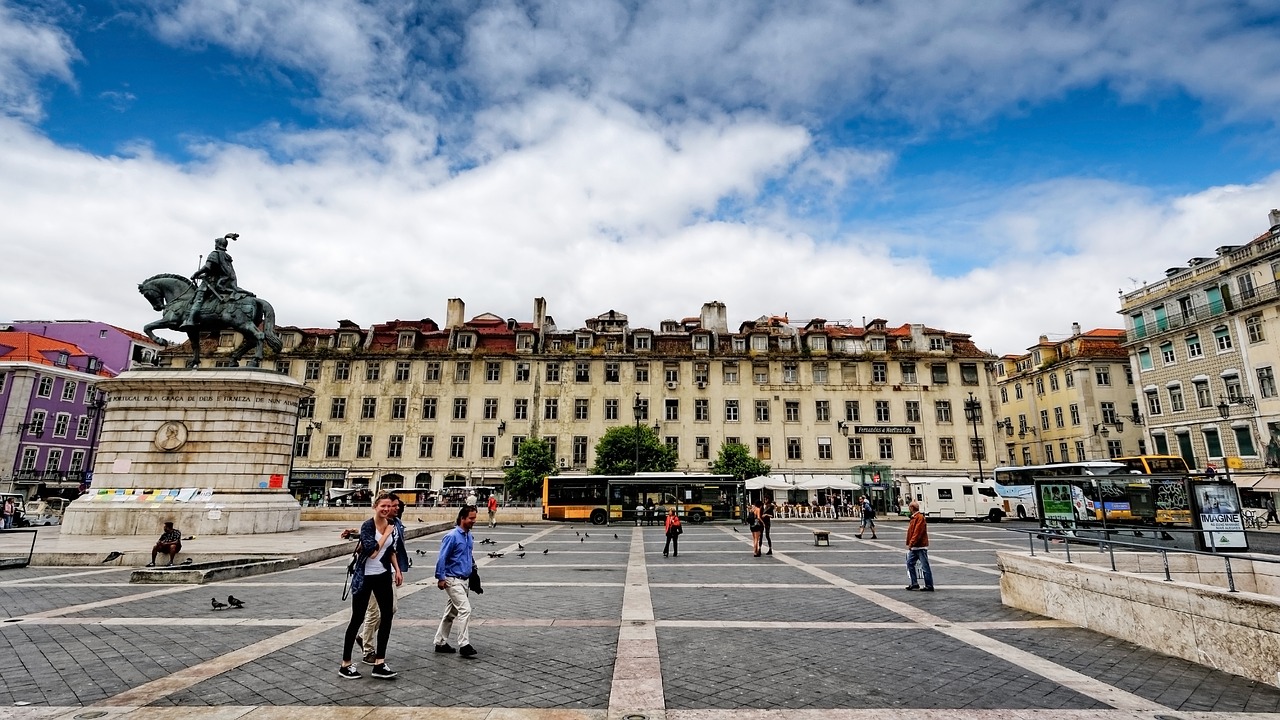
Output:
[591,425,677,475]
[711,442,771,482]
[503,437,557,501]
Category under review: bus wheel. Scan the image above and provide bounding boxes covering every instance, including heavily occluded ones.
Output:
[988,509,1002,523]
[589,509,608,525]
[1016,506,1027,520]
[688,509,705,524]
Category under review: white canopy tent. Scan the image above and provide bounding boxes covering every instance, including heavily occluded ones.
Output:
[798,477,860,491]
[745,475,800,491]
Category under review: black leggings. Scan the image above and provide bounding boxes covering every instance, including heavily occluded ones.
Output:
[663,532,679,555]
[763,518,772,549]
[343,571,394,662]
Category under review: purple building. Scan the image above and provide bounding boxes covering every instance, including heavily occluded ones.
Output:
[0,323,159,501]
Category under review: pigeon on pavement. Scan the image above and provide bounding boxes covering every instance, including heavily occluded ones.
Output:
[101,551,123,564]
[517,552,525,558]
[517,543,524,550]
[227,595,245,609]
[211,598,227,611]
[542,549,549,554]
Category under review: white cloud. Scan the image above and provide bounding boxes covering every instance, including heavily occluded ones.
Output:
[0,1,78,121]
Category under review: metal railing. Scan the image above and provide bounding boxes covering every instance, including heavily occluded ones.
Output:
[0,528,37,569]
[1005,525,1280,593]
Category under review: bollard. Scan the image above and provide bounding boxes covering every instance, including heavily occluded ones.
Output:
[1161,549,1172,582]
[1225,556,1237,593]
[1107,541,1116,572]
[1028,532,1036,556]
[1064,537,1073,564]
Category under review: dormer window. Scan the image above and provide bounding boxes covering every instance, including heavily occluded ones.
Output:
[55,352,69,367]
[338,332,358,348]
[550,339,562,351]
[732,337,746,352]
[692,335,709,351]
[929,337,945,351]
[456,333,475,350]
[809,336,827,351]
[779,338,792,351]
[517,334,533,350]
[869,337,886,352]
[282,333,299,349]
[634,335,651,351]
[751,335,768,351]
[397,332,416,350]
[576,335,592,350]
[219,332,237,348]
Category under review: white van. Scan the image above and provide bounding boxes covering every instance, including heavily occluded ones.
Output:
[899,476,1006,522]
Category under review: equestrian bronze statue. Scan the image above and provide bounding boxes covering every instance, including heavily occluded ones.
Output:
[139,232,283,368]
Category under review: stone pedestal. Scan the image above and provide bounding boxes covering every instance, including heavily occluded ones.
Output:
[61,369,313,536]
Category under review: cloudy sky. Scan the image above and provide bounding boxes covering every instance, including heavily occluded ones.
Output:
[4,1,1280,355]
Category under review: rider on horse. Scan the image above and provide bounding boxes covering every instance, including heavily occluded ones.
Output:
[180,233,254,331]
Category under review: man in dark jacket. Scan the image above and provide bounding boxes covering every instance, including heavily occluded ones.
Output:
[905,501,934,591]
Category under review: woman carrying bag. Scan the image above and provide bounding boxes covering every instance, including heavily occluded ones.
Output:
[663,507,682,557]
[339,492,405,680]
[749,500,765,556]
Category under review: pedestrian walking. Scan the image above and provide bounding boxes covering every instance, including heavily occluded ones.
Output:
[905,500,934,592]
[663,507,682,557]
[487,494,499,528]
[1267,496,1278,524]
[344,495,409,666]
[749,500,765,556]
[761,498,774,555]
[434,505,479,658]
[338,492,404,680]
[1,495,14,529]
[855,496,877,539]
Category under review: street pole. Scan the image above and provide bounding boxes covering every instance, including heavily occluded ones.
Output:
[967,392,985,482]
[633,392,641,476]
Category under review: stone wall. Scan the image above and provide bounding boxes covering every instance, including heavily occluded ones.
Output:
[999,551,1280,687]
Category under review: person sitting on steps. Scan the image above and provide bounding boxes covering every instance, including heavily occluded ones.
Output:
[147,521,182,567]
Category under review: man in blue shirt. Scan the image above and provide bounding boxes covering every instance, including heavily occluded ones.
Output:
[434,505,478,657]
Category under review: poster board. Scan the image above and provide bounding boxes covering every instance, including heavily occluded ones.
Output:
[1034,480,1077,530]
[1189,480,1247,551]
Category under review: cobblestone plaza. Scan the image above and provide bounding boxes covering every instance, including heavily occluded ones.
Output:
[2,521,1279,719]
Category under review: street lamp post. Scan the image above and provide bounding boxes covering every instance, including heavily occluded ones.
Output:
[964,392,985,482]
[633,392,642,475]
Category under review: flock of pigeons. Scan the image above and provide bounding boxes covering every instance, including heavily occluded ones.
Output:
[211,595,246,611]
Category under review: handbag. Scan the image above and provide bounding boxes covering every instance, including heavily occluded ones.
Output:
[341,550,358,601]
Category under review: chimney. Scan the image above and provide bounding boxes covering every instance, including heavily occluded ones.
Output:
[446,298,465,329]
[1270,208,1280,230]
[1072,322,1081,337]
[533,297,547,333]
[700,301,729,334]
[1039,335,1049,345]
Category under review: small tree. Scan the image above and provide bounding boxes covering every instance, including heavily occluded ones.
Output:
[503,437,557,501]
[711,441,771,482]
[591,425,677,475]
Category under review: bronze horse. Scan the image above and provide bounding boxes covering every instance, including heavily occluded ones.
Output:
[139,273,282,368]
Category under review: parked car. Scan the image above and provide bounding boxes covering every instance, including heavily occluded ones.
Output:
[24,497,68,526]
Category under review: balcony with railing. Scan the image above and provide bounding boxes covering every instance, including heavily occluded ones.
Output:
[1124,279,1280,344]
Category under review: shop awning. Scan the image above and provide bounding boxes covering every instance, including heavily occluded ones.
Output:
[1246,474,1280,491]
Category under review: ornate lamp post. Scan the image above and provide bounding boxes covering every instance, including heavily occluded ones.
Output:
[964,392,985,482]
[632,392,642,475]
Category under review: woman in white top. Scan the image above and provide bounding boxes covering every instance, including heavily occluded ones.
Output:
[339,492,404,680]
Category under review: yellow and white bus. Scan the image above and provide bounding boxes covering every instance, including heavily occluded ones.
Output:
[542,473,742,525]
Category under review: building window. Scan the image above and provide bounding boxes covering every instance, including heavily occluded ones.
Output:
[299,397,315,419]
[1074,440,1085,462]
[1246,315,1265,344]
[1160,342,1176,365]
[694,363,709,383]
[453,398,468,420]
[365,362,381,382]
[939,437,955,461]
[575,398,590,420]
[605,362,620,383]
[875,400,890,422]
[361,397,378,420]
[53,413,70,437]
[723,362,740,384]
[1259,367,1277,399]
[755,400,770,422]
[872,362,887,383]
[634,335,651,351]
[753,364,769,384]
[732,338,746,353]
[695,436,711,460]
[450,436,466,458]
[483,398,499,420]
[572,436,588,464]
[695,398,709,421]
[905,401,921,423]
[1095,367,1111,386]
[456,334,474,350]
[1214,326,1233,352]
[330,398,347,420]
[752,335,768,351]
[294,434,310,457]
[815,400,830,422]
[785,437,802,460]
[1065,370,1075,388]
[357,435,372,458]
[756,437,771,460]
[960,363,979,385]
[576,335,592,350]
[1169,385,1185,412]
[511,436,525,456]
[900,362,917,384]
[848,437,863,460]
[635,362,649,383]
[76,415,91,439]
[813,363,828,384]
[845,401,860,422]
[576,362,591,383]
[305,360,321,380]
[1185,334,1203,359]
[325,435,342,458]
[605,398,619,420]
[634,398,649,421]
[514,398,529,420]
[878,437,894,460]
[664,363,679,384]
[1049,373,1059,391]
[425,361,442,382]
[1015,383,1023,400]
[37,377,53,397]
[60,380,78,402]
[1040,409,1050,430]
[783,363,798,383]
[484,361,502,383]
[1045,444,1055,463]
[973,438,987,463]
[1194,380,1212,408]
[817,437,832,460]
[546,362,561,382]
[1000,387,1008,403]
[1234,425,1257,456]
[398,332,415,350]
[1054,407,1064,427]
[544,399,559,420]
[422,397,438,420]
[935,401,952,423]
[516,362,530,382]
[931,364,949,384]
[1137,348,1153,371]
[725,399,739,422]
[1100,402,1117,424]
[388,435,404,459]
[455,361,471,383]
[335,361,351,381]
[665,436,679,456]
[481,435,497,459]
[785,400,800,422]
[419,435,434,458]
[665,398,679,421]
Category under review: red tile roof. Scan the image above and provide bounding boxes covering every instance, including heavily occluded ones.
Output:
[0,332,114,376]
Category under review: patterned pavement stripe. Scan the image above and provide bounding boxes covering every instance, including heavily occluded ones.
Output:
[609,526,664,717]
[20,584,197,618]
[720,525,1169,713]
[0,567,128,586]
